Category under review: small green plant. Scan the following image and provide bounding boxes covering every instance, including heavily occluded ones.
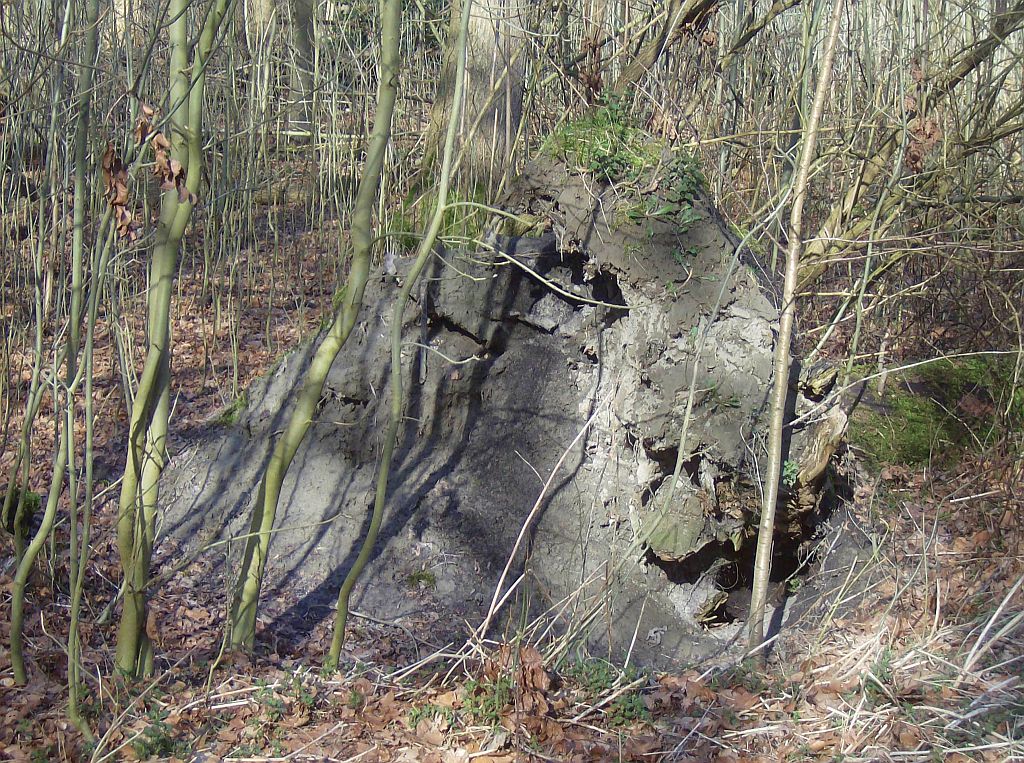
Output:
[259,691,287,722]
[623,242,644,261]
[406,569,437,589]
[671,245,699,267]
[564,658,650,725]
[863,648,895,706]
[609,150,705,247]
[347,688,366,711]
[665,152,704,203]
[524,733,544,753]
[637,152,706,233]
[214,391,248,426]
[607,691,650,726]
[674,203,703,233]
[782,459,800,487]
[408,702,456,729]
[620,188,703,234]
[708,387,742,411]
[462,676,513,726]
[286,671,318,710]
[131,711,189,759]
[564,657,621,694]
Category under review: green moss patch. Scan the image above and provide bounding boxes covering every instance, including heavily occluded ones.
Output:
[848,355,1022,466]
[2,485,41,536]
[214,392,248,426]
[849,392,967,466]
[406,569,436,589]
[542,96,662,183]
[543,97,708,246]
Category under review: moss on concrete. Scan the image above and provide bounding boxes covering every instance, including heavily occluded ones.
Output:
[214,392,248,426]
[542,96,662,183]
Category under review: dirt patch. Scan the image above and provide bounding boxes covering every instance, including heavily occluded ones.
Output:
[159,157,854,668]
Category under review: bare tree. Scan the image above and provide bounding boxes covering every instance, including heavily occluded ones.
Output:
[747,0,844,663]
[114,0,232,678]
[229,0,405,651]
[419,0,526,192]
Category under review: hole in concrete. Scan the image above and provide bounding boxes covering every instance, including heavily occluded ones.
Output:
[701,594,734,627]
[589,271,628,328]
[530,252,626,325]
[644,487,836,627]
[591,271,625,307]
[645,541,732,585]
[427,311,486,347]
[644,444,702,490]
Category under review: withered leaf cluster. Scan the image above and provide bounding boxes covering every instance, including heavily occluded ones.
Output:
[101,142,136,240]
[906,115,942,173]
[102,104,198,240]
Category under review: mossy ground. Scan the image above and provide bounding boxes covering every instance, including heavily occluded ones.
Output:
[918,355,1024,423]
[847,355,1022,467]
[849,392,966,466]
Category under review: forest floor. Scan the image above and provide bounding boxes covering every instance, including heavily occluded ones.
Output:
[1,189,1023,762]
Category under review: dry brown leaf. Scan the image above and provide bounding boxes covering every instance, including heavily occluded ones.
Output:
[807,733,838,752]
[435,689,459,708]
[720,687,759,711]
[415,717,445,747]
[895,721,921,749]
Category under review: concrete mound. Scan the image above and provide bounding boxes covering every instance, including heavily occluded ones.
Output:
[160,157,850,667]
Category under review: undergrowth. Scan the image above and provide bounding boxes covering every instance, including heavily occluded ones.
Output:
[390,186,490,251]
[462,676,514,726]
[563,657,651,726]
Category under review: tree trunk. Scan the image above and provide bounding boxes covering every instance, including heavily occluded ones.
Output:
[229,0,404,651]
[114,0,231,678]
[287,0,316,140]
[747,0,844,664]
[420,0,526,193]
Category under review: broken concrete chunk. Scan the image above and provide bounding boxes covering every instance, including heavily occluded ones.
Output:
[645,486,707,562]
